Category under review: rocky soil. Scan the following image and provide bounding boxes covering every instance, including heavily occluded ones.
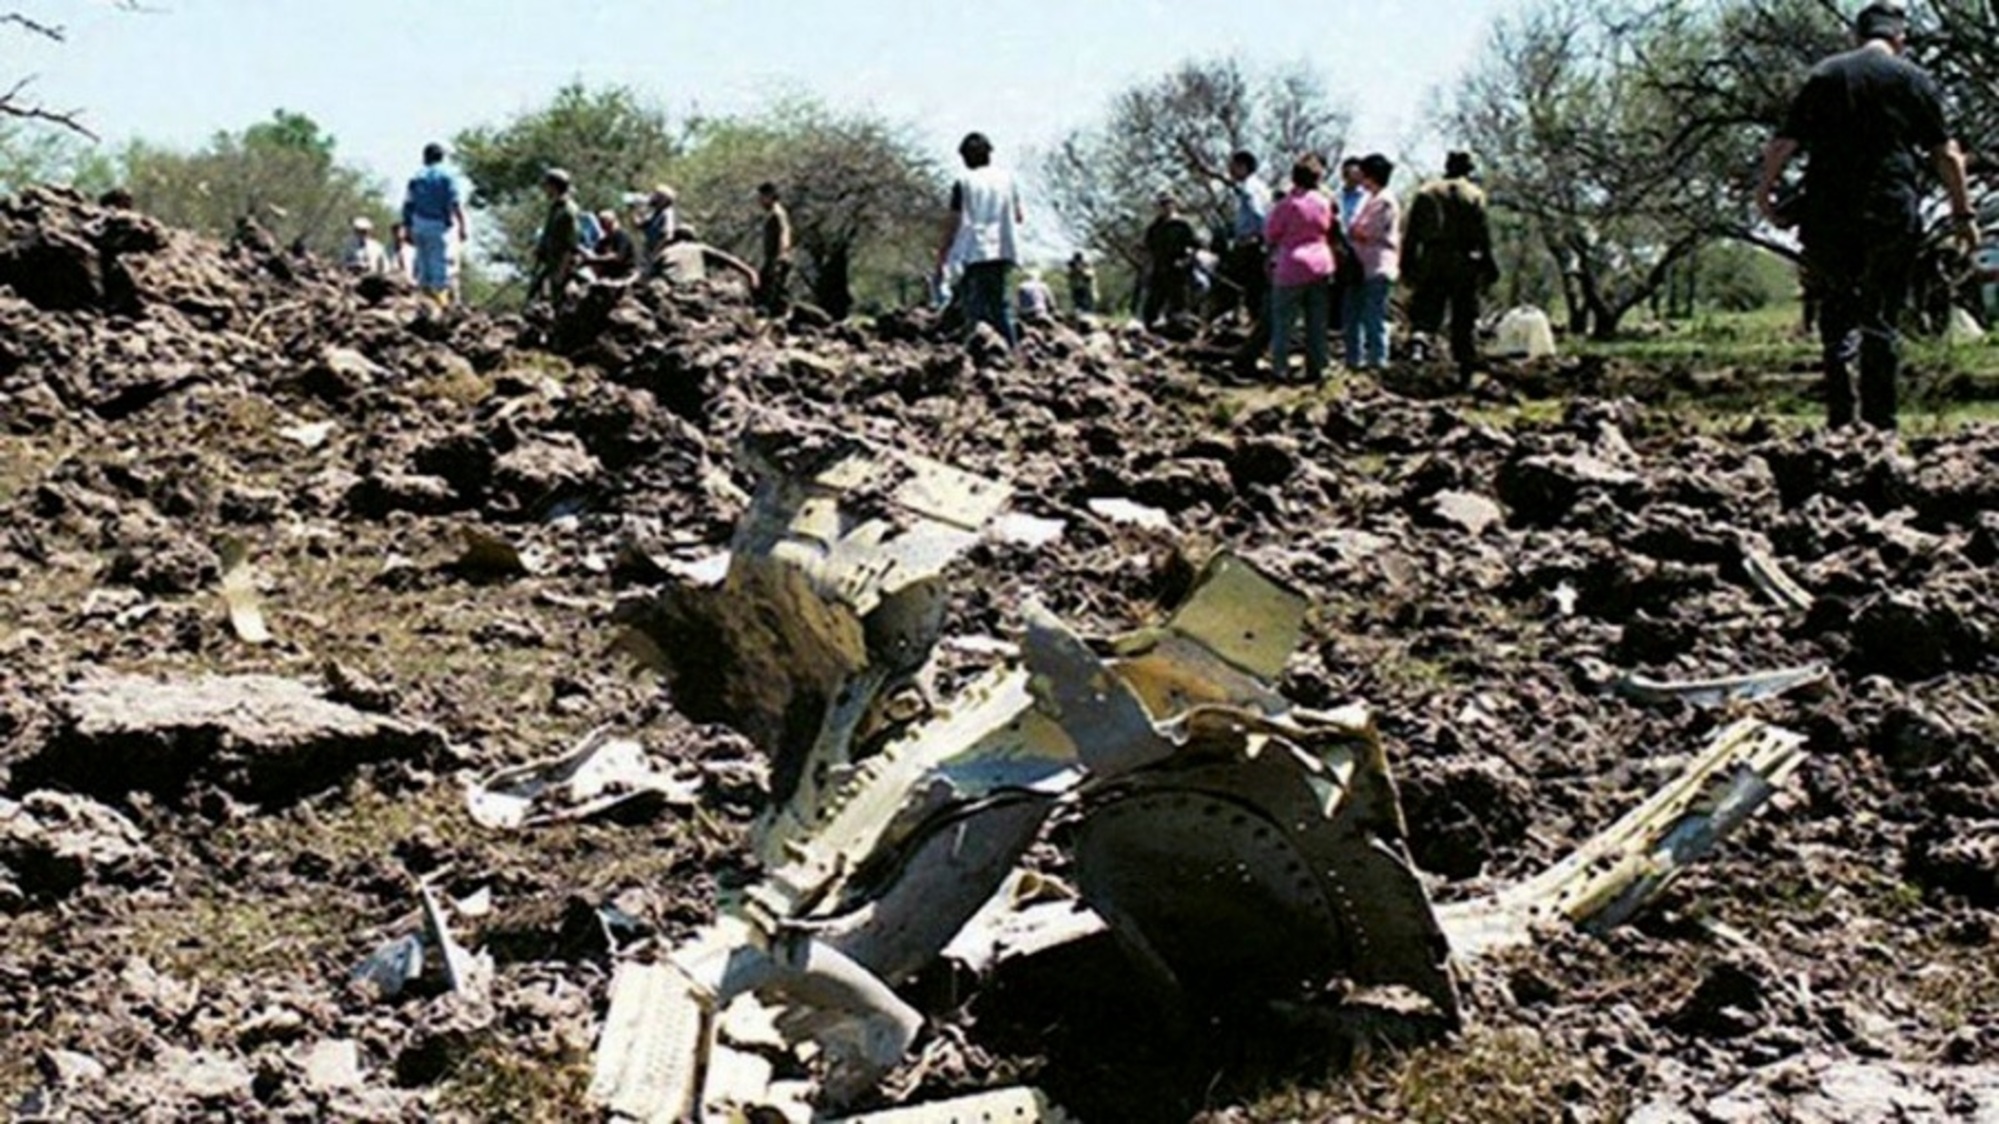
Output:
[1,185,1995,1122]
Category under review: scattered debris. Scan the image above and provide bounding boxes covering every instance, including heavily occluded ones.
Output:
[1085,496,1174,533]
[592,451,1815,1118]
[466,728,701,829]
[0,791,158,908]
[455,525,545,579]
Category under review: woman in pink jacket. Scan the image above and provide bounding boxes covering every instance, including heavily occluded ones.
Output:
[1264,154,1336,383]
[1343,153,1401,370]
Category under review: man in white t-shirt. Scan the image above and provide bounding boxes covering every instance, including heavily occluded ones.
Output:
[936,131,1024,348]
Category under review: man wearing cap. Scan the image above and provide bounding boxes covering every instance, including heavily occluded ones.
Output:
[1758,2,1977,430]
[527,168,581,308]
[401,143,467,303]
[937,132,1025,347]
[1140,192,1200,329]
[1403,150,1498,386]
[340,217,390,275]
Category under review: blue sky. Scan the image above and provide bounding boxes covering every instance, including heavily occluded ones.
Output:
[13,0,1505,231]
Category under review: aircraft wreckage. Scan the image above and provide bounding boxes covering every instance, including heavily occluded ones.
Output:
[585,434,1810,1123]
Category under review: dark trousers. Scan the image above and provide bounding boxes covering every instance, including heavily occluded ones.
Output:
[1805,227,1919,429]
[961,260,1016,347]
[756,258,791,315]
[1142,266,1191,326]
[1224,241,1269,374]
[1409,275,1481,376]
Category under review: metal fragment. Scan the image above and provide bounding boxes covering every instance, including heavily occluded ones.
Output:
[824,1086,1073,1124]
[1742,542,1814,613]
[466,728,700,829]
[1613,663,1831,709]
[217,537,271,645]
[590,961,709,1124]
[1440,719,1809,957]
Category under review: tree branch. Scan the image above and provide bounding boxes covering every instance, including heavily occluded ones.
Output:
[1,11,64,40]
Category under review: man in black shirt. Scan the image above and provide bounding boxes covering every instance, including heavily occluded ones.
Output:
[1757,2,1978,429]
[1141,193,1200,328]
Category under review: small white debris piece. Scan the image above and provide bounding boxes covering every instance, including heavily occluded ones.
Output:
[300,1039,362,1092]
[466,728,701,830]
[1086,497,1174,533]
[988,511,1067,548]
[278,420,336,449]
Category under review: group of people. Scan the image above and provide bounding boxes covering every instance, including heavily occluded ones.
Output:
[340,143,778,312]
[522,167,773,310]
[338,0,1971,437]
[1134,146,1495,385]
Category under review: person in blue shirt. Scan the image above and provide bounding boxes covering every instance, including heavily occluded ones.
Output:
[401,143,467,304]
[577,209,604,253]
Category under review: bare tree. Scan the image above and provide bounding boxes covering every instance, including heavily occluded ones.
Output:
[1441,0,1759,339]
[2,3,143,138]
[1041,58,1352,277]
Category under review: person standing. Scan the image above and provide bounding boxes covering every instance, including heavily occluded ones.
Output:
[340,217,390,275]
[1017,271,1056,325]
[527,168,581,308]
[401,142,467,304]
[1757,2,1977,429]
[585,209,638,281]
[390,223,417,280]
[756,182,793,315]
[1403,150,1498,386]
[1265,155,1337,383]
[1336,157,1367,231]
[936,132,1025,347]
[1223,150,1272,375]
[1140,193,1201,328]
[1067,252,1098,315]
[1343,154,1401,370]
[637,185,678,275]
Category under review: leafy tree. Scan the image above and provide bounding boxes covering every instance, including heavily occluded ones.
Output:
[671,97,940,318]
[1041,58,1353,272]
[452,83,679,269]
[121,109,392,255]
[0,121,115,193]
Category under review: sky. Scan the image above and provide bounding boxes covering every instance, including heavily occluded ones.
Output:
[11,0,1507,233]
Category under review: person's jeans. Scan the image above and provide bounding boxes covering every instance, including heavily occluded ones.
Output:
[1271,278,1331,381]
[1343,275,1392,367]
[1805,225,1920,429]
[411,215,451,294]
[961,260,1016,347]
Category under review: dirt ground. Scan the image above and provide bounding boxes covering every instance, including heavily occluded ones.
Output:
[1,186,1995,1123]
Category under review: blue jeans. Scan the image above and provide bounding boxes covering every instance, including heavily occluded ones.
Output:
[411,215,451,293]
[1271,279,1331,381]
[961,261,1016,348]
[1343,275,1392,367]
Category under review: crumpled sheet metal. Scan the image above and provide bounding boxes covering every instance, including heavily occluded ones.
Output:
[1439,718,1810,957]
[652,438,1013,812]
[466,727,700,829]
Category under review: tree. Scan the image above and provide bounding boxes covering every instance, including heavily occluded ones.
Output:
[0,121,115,193]
[122,109,392,255]
[671,97,940,318]
[453,83,679,270]
[1440,0,1757,339]
[1041,58,1353,273]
